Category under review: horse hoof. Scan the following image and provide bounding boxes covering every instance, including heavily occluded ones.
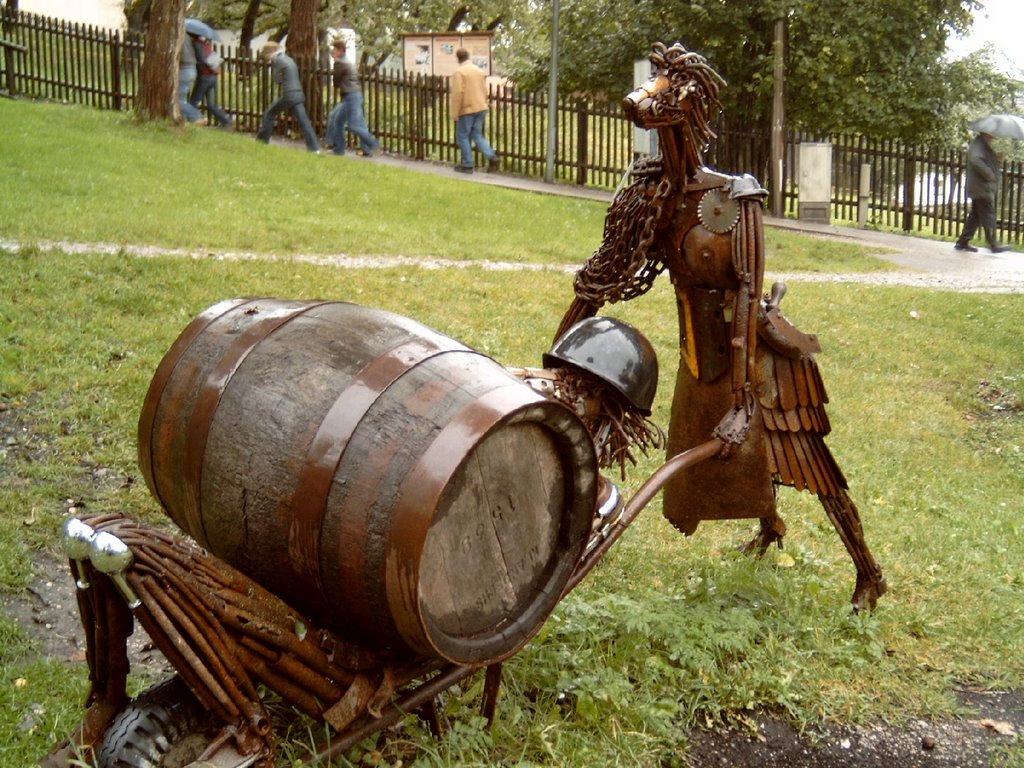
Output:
[851,574,888,612]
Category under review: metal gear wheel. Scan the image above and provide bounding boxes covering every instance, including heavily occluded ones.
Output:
[697,188,741,234]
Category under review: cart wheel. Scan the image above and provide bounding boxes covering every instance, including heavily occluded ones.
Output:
[97,675,215,768]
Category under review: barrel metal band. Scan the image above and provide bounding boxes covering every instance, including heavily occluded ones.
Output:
[183,301,334,546]
[138,297,252,510]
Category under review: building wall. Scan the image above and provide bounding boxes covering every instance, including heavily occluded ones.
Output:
[19,0,124,29]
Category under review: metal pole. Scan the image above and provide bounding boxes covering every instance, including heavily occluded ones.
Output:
[770,16,786,218]
[544,0,560,184]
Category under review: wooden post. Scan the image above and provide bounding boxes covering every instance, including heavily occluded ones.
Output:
[903,147,915,232]
[858,163,871,228]
[110,31,122,111]
[576,98,587,186]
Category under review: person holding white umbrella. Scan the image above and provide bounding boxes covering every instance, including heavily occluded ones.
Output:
[955,120,1014,253]
[178,27,205,124]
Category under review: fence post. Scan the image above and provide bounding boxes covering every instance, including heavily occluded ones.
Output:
[413,72,425,161]
[1,6,16,96]
[576,98,587,186]
[110,31,122,111]
[858,163,871,228]
[1,40,21,95]
[902,147,915,232]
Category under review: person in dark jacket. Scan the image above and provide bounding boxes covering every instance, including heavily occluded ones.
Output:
[178,31,204,124]
[255,41,320,153]
[955,131,1007,253]
[325,39,379,156]
[189,36,232,129]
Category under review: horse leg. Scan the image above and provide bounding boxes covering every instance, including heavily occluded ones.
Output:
[742,510,787,556]
[820,491,887,611]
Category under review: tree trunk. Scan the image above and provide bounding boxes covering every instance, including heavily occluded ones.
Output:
[288,0,322,128]
[136,0,187,123]
[238,0,261,81]
[124,0,151,36]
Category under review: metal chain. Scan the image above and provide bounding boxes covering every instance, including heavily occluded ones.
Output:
[573,169,676,306]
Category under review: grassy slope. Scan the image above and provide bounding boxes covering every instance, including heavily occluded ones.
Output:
[1,99,1022,766]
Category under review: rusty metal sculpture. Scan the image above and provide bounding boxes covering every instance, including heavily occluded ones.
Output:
[555,42,887,612]
[43,299,690,767]
[44,43,887,768]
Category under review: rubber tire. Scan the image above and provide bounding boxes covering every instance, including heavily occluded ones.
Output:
[96,675,214,768]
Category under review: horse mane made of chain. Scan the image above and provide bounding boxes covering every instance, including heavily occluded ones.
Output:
[572,42,726,308]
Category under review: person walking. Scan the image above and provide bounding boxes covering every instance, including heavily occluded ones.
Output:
[449,48,498,174]
[325,40,379,156]
[955,131,1008,253]
[189,36,232,129]
[178,31,205,124]
[255,41,321,153]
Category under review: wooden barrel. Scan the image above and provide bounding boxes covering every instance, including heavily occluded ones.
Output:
[137,298,597,665]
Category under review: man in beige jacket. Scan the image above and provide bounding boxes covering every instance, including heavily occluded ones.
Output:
[450,48,499,174]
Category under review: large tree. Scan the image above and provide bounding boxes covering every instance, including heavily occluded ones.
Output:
[136,0,188,122]
[286,0,321,121]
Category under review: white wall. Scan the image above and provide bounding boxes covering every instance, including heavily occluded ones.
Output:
[18,0,124,29]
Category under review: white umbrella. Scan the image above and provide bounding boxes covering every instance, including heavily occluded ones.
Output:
[968,114,1024,140]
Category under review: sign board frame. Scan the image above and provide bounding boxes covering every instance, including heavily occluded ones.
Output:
[402,33,493,77]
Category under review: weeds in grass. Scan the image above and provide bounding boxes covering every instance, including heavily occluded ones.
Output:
[0,97,1022,766]
[2,249,1021,765]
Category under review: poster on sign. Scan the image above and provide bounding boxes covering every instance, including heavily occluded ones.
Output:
[402,33,492,77]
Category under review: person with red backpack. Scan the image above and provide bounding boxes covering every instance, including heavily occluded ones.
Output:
[189,35,232,129]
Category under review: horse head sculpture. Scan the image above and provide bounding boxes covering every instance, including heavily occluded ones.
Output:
[622,42,723,177]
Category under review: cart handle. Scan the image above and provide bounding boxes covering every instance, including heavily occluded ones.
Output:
[561,437,724,595]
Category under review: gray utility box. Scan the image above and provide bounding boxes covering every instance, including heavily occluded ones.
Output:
[798,142,832,224]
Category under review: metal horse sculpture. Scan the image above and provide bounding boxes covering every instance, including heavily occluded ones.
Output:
[555,42,887,611]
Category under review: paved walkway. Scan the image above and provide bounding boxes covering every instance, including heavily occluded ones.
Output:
[360,151,1024,293]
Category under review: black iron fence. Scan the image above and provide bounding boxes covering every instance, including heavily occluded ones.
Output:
[2,9,1022,243]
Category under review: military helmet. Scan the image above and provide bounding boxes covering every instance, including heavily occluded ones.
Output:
[544,317,659,413]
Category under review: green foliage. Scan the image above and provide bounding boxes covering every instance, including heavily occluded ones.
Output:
[189,0,534,68]
[505,0,1022,147]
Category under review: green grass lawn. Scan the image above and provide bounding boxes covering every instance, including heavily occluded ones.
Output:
[1,99,1022,767]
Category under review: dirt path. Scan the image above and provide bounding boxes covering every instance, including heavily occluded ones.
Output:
[3,232,1023,294]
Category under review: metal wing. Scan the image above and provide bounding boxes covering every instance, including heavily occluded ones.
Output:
[756,349,848,496]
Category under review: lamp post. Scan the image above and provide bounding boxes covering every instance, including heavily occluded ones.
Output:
[544,0,560,184]
[770,14,786,217]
